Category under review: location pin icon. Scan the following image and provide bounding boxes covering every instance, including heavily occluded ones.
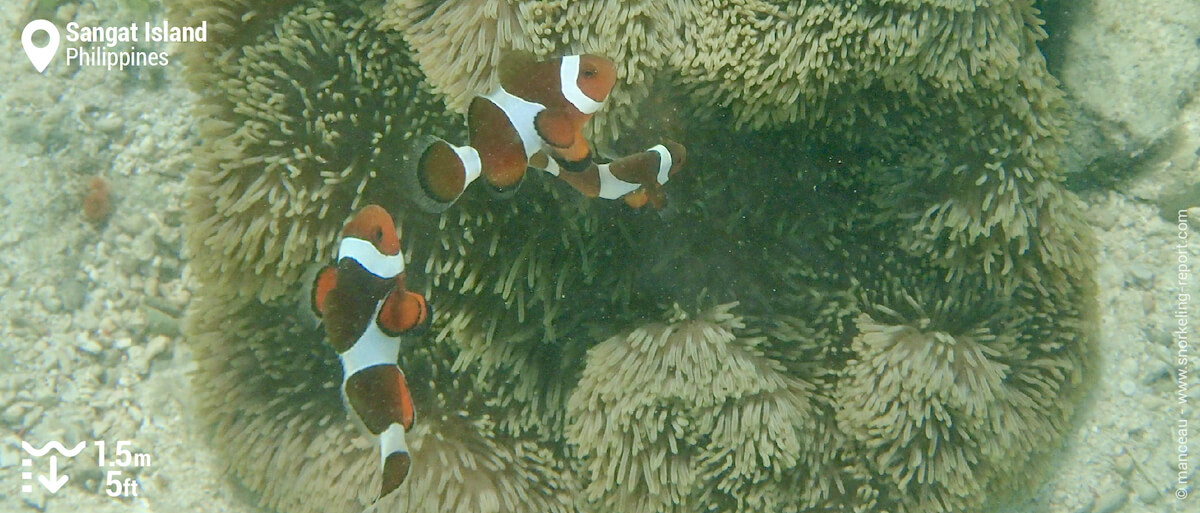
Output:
[22,20,60,73]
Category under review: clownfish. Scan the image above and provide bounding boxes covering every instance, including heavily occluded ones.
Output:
[308,205,432,500]
[536,139,686,209]
[405,52,686,212]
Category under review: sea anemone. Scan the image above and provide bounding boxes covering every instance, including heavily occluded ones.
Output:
[171,0,1098,511]
[173,0,459,301]
[834,264,1094,512]
[186,288,577,513]
[567,303,829,513]
[378,0,542,113]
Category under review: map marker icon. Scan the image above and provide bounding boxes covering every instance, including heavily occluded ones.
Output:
[22,20,60,73]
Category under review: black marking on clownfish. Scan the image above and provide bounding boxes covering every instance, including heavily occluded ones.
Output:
[553,150,595,174]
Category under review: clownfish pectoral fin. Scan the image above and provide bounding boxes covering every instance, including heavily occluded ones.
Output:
[298,264,334,328]
[377,290,433,336]
[309,265,338,319]
[401,134,482,213]
[539,113,592,164]
[622,188,651,209]
[534,109,576,150]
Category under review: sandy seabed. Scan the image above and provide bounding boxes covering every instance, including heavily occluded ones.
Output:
[0,1,1197,513]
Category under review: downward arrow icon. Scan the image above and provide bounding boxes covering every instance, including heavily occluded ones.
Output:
[38,456,68,493]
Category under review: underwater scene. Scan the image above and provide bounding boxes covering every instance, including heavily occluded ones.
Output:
[0,0,1198,512]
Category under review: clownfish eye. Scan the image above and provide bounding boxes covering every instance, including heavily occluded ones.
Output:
[582,67,596,78]
[374,226,383,242]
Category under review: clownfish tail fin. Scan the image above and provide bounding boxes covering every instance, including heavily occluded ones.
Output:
[636,140,687,209]
[656,139,687,184]
[401,134,481,213]
[377,370,415,499]
[380,448,411,499]
[343,364,415,501]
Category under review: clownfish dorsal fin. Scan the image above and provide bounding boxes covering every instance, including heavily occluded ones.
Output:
[498,50,564,106]
[497,49,541,94]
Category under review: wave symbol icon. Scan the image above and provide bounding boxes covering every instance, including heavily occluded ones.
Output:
[21,441,87,457]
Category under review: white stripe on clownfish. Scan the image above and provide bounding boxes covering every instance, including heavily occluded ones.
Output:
[406,53,686,212]
[560,55,605,114]
[484,86,546,159]
[406,53,617,212]
[453,144,483,186]
[379,423,409,469]
[336,300,411,497]
[596,162,641,200]
[542,154,561,176]
[338,301,401,382]
[648,144,674,186]
[338,237,405,279]
[532,142,681,201]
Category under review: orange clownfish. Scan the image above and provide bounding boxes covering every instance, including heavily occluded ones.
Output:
[405,52,686,211]
[537,139,686,210]
[308,205,431,500]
